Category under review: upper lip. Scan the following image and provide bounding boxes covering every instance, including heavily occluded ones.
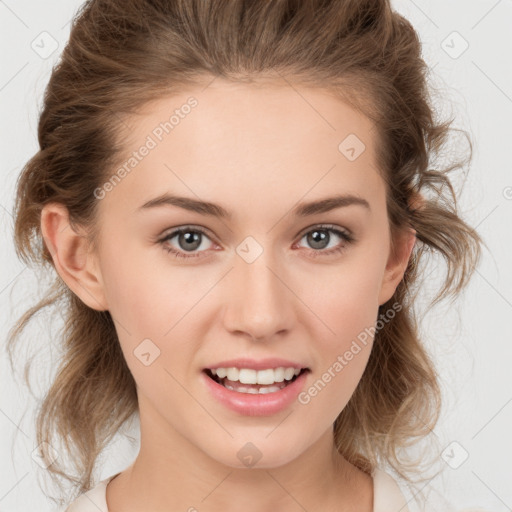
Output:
[204,358,310,371]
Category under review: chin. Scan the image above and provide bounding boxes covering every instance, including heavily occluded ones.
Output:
[205,437,306,470]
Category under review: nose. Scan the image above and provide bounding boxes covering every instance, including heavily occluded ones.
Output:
[222,248,295,341]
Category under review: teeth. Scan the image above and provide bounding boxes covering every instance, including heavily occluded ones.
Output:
[224,383,286,394]
[210,366,302,385]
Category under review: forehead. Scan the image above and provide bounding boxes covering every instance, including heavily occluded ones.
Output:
[125,79,376,156]
[101,79,385,220]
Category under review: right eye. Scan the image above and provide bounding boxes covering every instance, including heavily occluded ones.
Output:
[159,226,217,260]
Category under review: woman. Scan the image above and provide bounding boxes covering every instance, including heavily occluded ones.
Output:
[7,0,483,510]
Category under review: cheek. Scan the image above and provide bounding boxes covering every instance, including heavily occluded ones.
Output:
[98,241,207,380]
[304,252,385,340]
[299,282,377,420]
[296,250,385,408]
[99,238,194,333]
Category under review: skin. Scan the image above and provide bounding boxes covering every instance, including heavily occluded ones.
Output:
[41,78,416,512]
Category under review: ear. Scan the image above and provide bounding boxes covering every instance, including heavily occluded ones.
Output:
[40,203,108,311]
[377,226,416,306]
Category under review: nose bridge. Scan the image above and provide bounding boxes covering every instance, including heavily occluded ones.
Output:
[224,242,293,339]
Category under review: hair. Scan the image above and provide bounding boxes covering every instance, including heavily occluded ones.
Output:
[7,0,483,507]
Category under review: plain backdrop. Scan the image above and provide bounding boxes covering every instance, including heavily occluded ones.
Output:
[1,1,511,511]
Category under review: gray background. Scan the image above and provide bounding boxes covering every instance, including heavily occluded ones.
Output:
[1,1,511,511]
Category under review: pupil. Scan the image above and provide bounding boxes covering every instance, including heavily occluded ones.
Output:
[180,231,201,251]
[308,230,329,249]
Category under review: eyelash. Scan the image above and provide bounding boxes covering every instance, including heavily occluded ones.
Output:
[159,224,355,260]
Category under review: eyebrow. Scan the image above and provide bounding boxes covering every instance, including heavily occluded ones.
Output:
[138,193,371,218]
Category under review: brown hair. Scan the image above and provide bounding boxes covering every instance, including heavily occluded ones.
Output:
[7,0,482,507]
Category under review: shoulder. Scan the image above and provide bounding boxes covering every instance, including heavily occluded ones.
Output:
[372,468,410,512]
[64,473,119,512]
[371,470,494,512]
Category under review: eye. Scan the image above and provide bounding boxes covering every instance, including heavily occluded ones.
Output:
[158,224,355,261]
[294,224,354,258]
[159,226,216,260]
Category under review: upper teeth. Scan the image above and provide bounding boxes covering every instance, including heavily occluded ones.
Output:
[211,367,302,385]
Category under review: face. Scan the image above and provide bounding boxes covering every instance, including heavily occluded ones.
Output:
[74,79,412,470]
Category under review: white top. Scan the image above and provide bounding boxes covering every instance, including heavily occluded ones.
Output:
[63,467,410,512]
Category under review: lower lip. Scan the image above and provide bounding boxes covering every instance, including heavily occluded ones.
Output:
[201,370,309,416]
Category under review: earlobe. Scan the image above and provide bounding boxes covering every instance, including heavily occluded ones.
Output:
[40,203,108,311]
[378,227,417,306]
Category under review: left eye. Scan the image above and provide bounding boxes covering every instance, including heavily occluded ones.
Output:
[159,224,354,260]
[295,225,353,256]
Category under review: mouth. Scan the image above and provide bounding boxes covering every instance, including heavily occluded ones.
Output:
[201,366,311,415]
[203,367,310,394]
